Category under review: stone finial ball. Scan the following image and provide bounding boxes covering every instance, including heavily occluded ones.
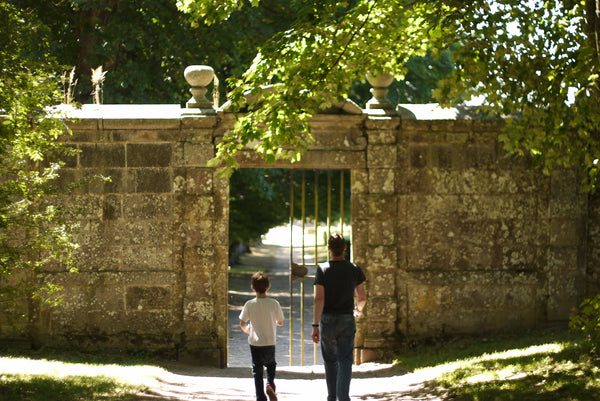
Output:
[184,65,214,87]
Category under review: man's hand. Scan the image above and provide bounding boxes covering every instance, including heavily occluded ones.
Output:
[311,326,320,343]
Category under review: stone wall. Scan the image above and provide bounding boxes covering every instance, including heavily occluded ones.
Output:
[0,102,592,367]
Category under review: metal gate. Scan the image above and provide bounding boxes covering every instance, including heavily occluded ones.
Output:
[288,169,350,366]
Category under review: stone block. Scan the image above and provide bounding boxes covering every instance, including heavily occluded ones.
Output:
[368,219,395,246]
[368,169,395,194]
[102,118,180,130]
[148,221,173,246]
[366,245,397,269]
[88,169,134,194]
[408,144,428,168]
[73,244,122,272]
[366,297,397,320]
[465,144,497,168]
[121,246,173,271]
[183,143,215,167]
[547,270,586,320]
[367,130,396,144]
[123,194,172,219]
[550,218,582,246]
[184,298,215,322]
[79,144,126,168]
[365,116,401,130]
[135,168,171,193]
[185,220,213,247]
[183,195,214,220]
[550,169,577,196]
[549,196,581,219]
[367,271,396,297]
[126,286,171,311]
[367,144,397,168]
[362,320,396,338]
[447,131,470,144]
[548,247,579,271]
[185,168,214,194]
[127,143,173,167]
[351,169,369,194]
[184,246,216,272]
[366,194,396,218]
[120,310,175,333]
[431,144,462,169]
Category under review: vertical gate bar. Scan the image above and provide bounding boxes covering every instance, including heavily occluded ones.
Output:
[313,170,319,365]
[340,171,345,237]
[289,169,294,366]
[301,170,306,366]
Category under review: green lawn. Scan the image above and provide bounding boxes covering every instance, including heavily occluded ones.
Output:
[395,328,600,401]
[0,351,163,401]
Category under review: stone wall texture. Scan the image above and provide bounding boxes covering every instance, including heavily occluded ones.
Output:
[1,103,595,367]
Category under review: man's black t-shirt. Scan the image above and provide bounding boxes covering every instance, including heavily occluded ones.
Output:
[314,260,366,314]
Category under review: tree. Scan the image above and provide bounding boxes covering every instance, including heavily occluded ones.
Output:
[180,0,600,189]
[19,0,302,105]
[229,168,290,253]
[0,2,80,337]
[435,1,600,191]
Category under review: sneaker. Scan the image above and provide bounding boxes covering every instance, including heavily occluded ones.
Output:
[266,385,277,401]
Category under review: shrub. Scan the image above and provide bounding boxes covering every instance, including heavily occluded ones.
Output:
[569,294,600,353]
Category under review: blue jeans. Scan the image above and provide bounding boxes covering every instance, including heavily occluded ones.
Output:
[250,345,276,401]
[320,314,356,401]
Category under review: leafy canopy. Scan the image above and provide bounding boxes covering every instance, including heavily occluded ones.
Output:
[435,0,600,191]
[180,0,600,189]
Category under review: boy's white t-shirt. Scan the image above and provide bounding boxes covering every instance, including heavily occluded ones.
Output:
[239,297,284,346]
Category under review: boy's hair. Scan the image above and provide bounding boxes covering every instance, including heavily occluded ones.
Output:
[328,233,346,257]
[251,271,270,294]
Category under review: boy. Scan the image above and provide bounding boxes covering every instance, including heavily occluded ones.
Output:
[240,271,285,401]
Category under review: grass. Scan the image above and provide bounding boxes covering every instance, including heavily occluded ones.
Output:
[395,328,600,401]
[0,349,166,401]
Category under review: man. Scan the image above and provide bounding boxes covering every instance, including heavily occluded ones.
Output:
[311,233,367,401]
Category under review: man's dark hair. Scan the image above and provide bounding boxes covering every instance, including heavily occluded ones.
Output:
[328,233,346,257]
[251,271,270,294]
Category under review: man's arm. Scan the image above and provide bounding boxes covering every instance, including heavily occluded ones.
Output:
[311,284,325,343]
[354,282,366,317]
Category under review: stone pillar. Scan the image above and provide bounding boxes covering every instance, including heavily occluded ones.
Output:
[355,112,401,363]
[176,114,228,367]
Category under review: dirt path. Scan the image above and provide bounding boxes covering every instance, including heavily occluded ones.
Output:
[140,362,447,400]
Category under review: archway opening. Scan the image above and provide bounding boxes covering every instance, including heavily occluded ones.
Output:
[227,168,351,367]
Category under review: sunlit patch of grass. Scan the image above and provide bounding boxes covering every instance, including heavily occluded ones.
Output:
[0,356,165,401]
[396,329,600,401]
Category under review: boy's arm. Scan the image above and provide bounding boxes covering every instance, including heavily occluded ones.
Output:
[240,320,250,335]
